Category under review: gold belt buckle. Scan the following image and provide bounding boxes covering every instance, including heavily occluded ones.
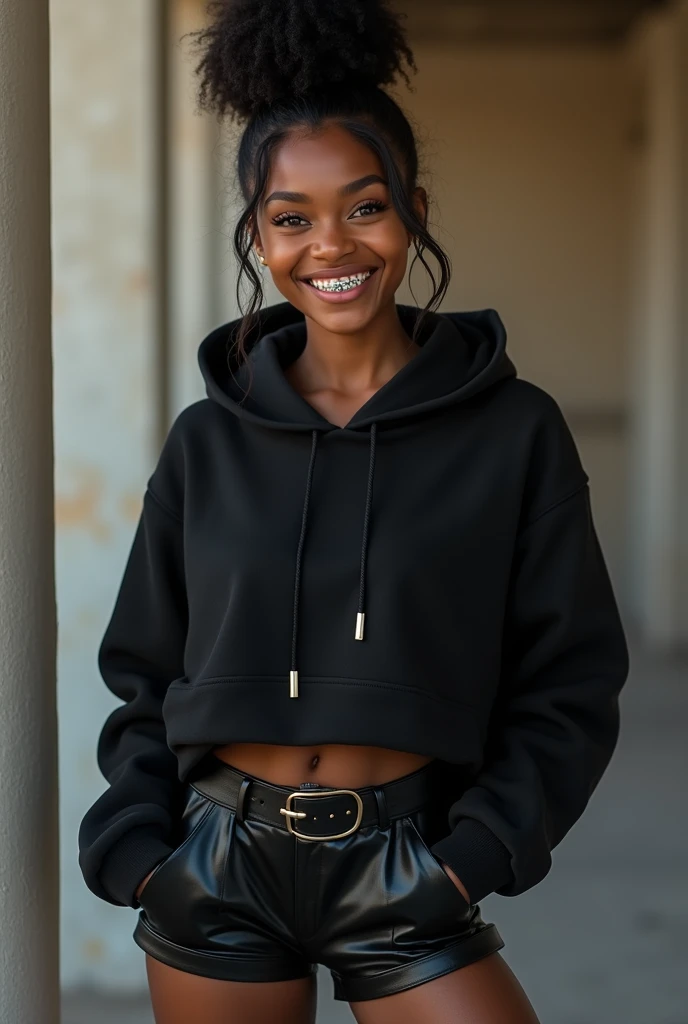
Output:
[280,789,364,841]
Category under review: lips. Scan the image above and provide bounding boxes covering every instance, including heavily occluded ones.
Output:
[300,266,379,304]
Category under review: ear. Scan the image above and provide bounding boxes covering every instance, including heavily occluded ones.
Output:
[407,186,428,247]
[248,213,265,261]
[252,227,265,263]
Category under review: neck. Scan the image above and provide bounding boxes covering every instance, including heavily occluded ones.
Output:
[292,303,420,396]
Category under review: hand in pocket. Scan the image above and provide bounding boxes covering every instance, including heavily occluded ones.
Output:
[436,859,471,904]
[135,863,162,902]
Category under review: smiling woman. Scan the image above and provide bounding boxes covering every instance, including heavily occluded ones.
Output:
[188,0,451,362]
[252,126,427,352]
[77,1,628,1021]
[254,126,429,430]
[238,120,449,354]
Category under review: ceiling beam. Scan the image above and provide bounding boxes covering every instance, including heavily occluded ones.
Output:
[397,0,668,45]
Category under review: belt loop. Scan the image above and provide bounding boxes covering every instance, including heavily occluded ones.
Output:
[373,786,389,830]
[235,777,252,823]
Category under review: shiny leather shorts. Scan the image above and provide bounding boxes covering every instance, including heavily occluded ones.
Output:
[133,755,504,1002]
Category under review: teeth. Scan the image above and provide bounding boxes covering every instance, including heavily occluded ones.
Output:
[310,271,372,293]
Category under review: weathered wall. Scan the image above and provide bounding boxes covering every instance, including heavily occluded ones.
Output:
[51,0,163,988]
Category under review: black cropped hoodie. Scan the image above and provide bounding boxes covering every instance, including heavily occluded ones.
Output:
[78,302,629,910]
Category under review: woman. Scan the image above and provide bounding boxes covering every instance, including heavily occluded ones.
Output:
[78,1,629,1021]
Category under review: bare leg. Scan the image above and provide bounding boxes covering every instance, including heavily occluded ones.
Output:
[349,952,540,1024]
[145,954,318,1024]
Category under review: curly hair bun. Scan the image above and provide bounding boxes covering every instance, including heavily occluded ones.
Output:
[191,0,416,121]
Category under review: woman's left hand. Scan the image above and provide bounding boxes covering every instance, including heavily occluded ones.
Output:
[437,859,471,904]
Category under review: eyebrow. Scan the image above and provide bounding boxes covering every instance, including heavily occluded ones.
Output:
[263,174,388,206]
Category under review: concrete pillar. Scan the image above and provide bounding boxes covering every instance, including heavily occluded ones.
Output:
[628,0,688,648]
[0,0,59,1021]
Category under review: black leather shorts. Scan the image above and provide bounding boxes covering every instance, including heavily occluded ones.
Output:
[133,755,504,1002]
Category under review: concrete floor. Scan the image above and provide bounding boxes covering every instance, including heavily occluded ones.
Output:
[62,637,688,1023]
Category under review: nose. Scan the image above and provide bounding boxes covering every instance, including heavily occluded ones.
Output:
[310,217,356,263]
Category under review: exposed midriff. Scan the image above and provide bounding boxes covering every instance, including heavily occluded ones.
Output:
[212,742,434,789]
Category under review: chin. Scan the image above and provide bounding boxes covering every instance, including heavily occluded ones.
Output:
[306,304,381,335]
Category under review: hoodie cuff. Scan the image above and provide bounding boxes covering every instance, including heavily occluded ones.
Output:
[429,818,513,905]
[97,827,175,909]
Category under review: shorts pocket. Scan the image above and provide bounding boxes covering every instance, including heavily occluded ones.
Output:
[403,812,471,912]
[390,809,474,949]
[137,786,213,901]
[137,785,229,946]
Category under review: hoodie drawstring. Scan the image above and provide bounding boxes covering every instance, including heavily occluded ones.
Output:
[290,429,319,698]
[289,422,378,698]
[355,421,377,642]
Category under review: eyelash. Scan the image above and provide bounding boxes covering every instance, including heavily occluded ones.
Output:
[271,199,388,227]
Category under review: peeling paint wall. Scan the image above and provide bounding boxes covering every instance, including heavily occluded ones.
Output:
[51,0,162,988]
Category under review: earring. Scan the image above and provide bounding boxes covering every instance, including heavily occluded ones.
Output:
[258,253,267,266]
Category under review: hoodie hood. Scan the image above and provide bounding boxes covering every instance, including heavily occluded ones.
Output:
[197,301,517,696]
[198,301,517,434]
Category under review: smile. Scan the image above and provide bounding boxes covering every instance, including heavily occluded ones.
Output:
[307,270,374,293]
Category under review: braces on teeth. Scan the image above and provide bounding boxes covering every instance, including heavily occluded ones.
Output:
[309,271,372,292]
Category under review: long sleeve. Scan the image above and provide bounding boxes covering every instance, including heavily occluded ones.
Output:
[430,479,629,903]
[78,471,188,908]
[430,389,630,904]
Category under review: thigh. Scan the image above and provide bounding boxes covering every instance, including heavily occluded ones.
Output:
[145,954,318,1024]
[349,951,540,1024]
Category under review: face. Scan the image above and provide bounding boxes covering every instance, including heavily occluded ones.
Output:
[252,123,426,336]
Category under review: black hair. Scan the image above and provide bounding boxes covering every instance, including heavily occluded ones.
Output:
[186,0,451,361]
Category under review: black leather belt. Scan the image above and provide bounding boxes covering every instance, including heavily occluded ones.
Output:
[190,754,448,841]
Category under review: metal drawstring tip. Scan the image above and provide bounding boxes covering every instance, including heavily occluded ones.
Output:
[355,612,365,641]
[289,670,299,698]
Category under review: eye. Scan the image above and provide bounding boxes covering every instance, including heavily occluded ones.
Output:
[350,200,388,219]
[272,211,309,227]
